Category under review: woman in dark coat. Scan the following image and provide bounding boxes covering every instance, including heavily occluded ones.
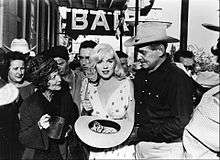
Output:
[0,79,21,160]
[1,48,22,160]
[19,53,79,160]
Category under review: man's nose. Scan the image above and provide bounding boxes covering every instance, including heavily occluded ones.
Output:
[18,69,23,74]
[57,75,61,82]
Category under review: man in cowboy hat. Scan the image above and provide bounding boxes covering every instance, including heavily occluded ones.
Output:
[124,21,194,159]
[182,20,220,159]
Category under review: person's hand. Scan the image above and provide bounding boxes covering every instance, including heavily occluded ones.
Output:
[85,67,98,82]
[81,100,93,111]
[38,114,50,129]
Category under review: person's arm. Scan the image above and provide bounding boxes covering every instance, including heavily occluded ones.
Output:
[19,101,48,149]
[126,79,135,123]
[138,74,193,142]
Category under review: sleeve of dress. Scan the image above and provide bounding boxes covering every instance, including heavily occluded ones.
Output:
[19,101,48,150]
[138,74,194,142]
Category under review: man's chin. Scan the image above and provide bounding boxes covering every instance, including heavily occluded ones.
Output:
[58,71,65,76]
[141,63,149,69]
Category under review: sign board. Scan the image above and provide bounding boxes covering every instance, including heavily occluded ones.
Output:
[65,9,133,37]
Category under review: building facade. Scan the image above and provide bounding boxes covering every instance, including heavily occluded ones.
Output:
[0,0,60,54]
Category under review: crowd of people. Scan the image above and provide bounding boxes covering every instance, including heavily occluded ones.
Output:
[0,20,219,160]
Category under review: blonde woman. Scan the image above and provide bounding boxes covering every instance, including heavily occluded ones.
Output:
[80,43,135,159]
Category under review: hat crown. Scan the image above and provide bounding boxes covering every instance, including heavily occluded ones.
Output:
[136,22,169,39]
[124,21,179,47]
[196,71,220,87]
[10,38,30,54]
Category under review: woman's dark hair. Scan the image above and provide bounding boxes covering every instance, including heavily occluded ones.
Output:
[25,52,58,92]
[34,73,51,92]
[79,40,97,52]
[5,51,27,81]
[6,51,27,62]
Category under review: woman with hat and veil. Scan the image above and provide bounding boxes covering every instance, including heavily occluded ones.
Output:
[19,53,78,160]
[182,21,220,159]
[76,43,135,159]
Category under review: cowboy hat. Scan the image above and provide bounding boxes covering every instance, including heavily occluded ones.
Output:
[3,38,36,55]
[124,21,179,47]
[196,71,219,88]
[202,9,220,32]
[0,79,19,106]
[202,23,220,32]
[74,116,134,148]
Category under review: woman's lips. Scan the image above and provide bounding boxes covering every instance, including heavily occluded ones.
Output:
[102,70,109,74]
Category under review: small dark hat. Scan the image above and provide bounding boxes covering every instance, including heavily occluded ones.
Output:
[25,54,57,84]
[116,51,128,58]
[48,46,69,61]
[6,51,27,62]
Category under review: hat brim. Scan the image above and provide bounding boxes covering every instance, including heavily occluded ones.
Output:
[2,44,36,54]
[124,35,179,47]
[0,83,19,106]
[202,23,220,32]
[74,116,134,148]
[195,71,219,88]
[126,20,172,28]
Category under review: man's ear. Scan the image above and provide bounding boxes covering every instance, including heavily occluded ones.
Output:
[179,57,184,63]
[158,44,165,57]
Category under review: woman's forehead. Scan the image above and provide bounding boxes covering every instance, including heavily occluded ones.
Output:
[102,53,114,60]
[98,50,114,59]
[138,45,153,51]
[10,59,25,66]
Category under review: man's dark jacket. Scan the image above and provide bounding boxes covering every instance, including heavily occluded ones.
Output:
[133,57,194,143]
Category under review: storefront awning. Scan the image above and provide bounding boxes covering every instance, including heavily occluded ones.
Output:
[57,0,127,11]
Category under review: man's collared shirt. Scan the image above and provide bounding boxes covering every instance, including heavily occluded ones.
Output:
[134,57,194,143]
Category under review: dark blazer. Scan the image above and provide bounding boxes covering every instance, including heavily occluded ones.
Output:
[19,91,73,159]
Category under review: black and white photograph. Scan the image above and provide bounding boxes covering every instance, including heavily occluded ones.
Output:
[0,0,219,159]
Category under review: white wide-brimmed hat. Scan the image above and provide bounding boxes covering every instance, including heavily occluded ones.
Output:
[0,79,19,106]
[74,116,134,148]
[3,38,36,56]
[124,21,179,47]
[196,71,219,88]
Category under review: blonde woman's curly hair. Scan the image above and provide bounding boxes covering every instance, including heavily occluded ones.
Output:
[90,43,126,80]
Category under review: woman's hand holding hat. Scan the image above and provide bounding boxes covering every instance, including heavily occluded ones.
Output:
[38,114,51,130]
